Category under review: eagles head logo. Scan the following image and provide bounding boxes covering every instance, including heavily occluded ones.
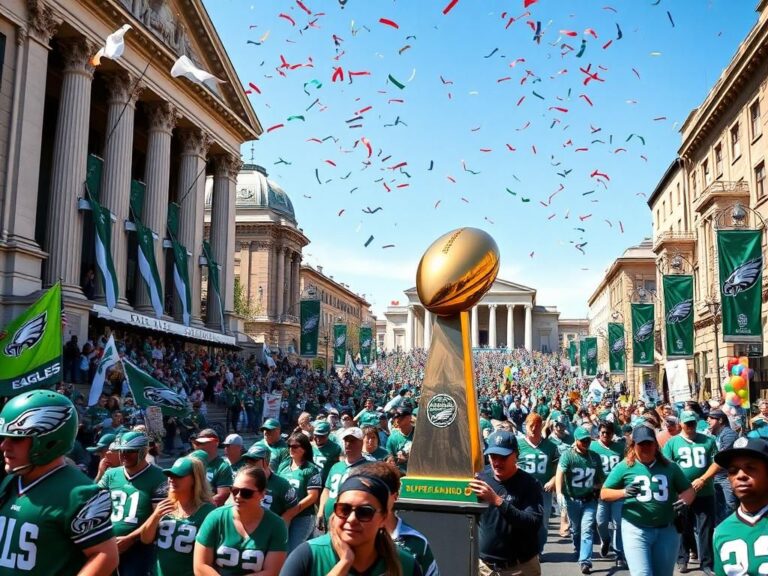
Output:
[71,490,112,537]
[301,315,319,334]
[143,387,186,411]
[722,257,763,296]
[335,334,346,347]
[3,405,71,436]
[361,338,372,349]
[666,299,693,324]
[611,337,625,354]
[634,321,654,343]
[587,348,597,360]
[4,311,47,358]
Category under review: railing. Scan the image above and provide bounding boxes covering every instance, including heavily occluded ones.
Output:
[694,180,750,211]
[653,231,696,251]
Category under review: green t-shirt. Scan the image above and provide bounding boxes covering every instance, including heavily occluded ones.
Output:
[534,404,551,420]
[312,441,341,484]
[155,503,216,576]
[364,447,391,462]
[661,433,718,497]
[356,410,381,428]
[322,458,371,522]
[713,507,768,576]
[227,457,248,481]
[604,459,691,528]
[99,464,167,537]
[479,418,493,436]
[549,434,572,455]
[277,461,322,517]
[517,436,559,484]
[558,447,605,498]
[589,439,626,477]
[256,438,290,473]
[207,456,234,491]
[490,400,504,421]
[261,472,299,517]
[195,505,287,575]
[386,428,414,473]
[0,465,114,575]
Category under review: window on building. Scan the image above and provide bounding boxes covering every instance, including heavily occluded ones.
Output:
[756,161,766,198]
[691,173,698,198]
[676,183,681,205]
[662,200,666,216]
[714,144,723,176]
[750,101,761,140]
[731,122,741,158]
[702,159,711,186]
[643,279,656,294]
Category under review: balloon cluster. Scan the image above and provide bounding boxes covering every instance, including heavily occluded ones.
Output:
[723,356,751,415]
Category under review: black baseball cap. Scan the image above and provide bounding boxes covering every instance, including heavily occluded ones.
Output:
[484,430,519,457]
[715,437,768,468]
[632,425,657,444]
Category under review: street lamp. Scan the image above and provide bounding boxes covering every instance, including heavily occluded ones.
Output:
[704,295,721,399]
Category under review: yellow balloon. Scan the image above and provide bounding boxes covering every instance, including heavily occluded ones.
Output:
[737,389,748,399]
[739,357,749,367]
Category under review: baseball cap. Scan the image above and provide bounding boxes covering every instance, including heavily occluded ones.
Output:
[338,427,364,441]
[313,421,331,436]
[222,434,243,447]
[241,445,270,461]
[192,428,219,443]
[707,409,726,421]
[393,407,412,418]
[573,427,591,441]
[260,418,281,430]
[715,437,768,468]
[664,416,679,426]
[680,410,698,424]
[484,430,519,457]
[632,425,657,444]
[188,449,209,464]
[621,424,633,434]
[87,433,117,453]
[163,457,196,477]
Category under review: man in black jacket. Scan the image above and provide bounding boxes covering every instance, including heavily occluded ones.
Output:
[470,430,543,576]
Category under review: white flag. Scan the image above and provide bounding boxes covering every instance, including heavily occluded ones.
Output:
[171,55,224,85]
[89,335,119,406]
[91,24,132,66]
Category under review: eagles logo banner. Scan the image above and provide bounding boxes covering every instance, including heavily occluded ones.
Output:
[717,230,763,343]
[122,359,188,416]
[608,322,626,374]
[299,299,320,357]
[663,275,694,359]
[583,336,598,377]
[0,283,63,396]
[359,326,373,365]
[631,303,655,367]
[333,324,347,366]
[568,340,577,367]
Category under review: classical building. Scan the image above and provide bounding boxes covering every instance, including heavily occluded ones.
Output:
[381,278,563,353]
[0,0,260,346]
[648,0,768,398]
[299,264,374,368]
[558,319,589,351]
[205,164,308,352]
[587,239,657,395]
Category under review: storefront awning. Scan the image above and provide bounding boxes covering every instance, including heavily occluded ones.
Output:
[91,304,237,347]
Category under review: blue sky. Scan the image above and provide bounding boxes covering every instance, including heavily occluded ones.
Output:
[202,0,758,319]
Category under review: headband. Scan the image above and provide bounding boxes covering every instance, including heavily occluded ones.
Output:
[337,475,391,511]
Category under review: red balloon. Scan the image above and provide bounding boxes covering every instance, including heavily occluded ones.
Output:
[731,376,746,391]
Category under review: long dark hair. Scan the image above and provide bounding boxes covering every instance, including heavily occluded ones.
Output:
[287,432,314,465]
[625,437,669,467]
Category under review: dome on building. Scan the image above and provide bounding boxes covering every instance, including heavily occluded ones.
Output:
[205,164,296,223]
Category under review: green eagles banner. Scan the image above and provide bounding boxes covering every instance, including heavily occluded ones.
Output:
[359,326,373,365]
[202,240,224,332]
[86,154,103,201]
[89,195,119,311]
[167,202,181,237]
[171,239,192,326]
[135,219,164,319]
[0,283,63,395]
[130,180,145,220]
[583,336,598,377]
[608,322,626,374]
[717,230,763,343]
[568,340,577,367]
[631,303,655,367]
[299,300,320,357]
[333,324,347,365]
[663,275,694,359]
[122,359,188,417]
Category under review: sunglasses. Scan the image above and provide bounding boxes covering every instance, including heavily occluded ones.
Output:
[288,444,302,450]
[333,503,380,522]
[231,487,258,499]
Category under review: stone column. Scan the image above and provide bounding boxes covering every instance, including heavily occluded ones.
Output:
[424,309,432,349]
[101,71,141,307]
[488,304,497,348]
[250,242,261,311]
[506,304,515,350]
[207,153,241,330]
[292,254,301,314]
[471,305,479,348]
[283,249,292,318]
[136,102,176,314]
[406,305,414,351]
[276,246,285,320]
[176,128,210,326]
[44,37,95,296]
[268,244,278,318]
[239,241,251,302]
[525,304,533,351]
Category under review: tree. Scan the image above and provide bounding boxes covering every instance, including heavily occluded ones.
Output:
[233,277,255,319]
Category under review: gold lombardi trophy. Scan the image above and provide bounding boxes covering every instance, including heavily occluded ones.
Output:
[400,227,500,502]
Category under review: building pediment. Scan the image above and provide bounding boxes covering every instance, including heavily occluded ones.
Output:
[403,277,536,297]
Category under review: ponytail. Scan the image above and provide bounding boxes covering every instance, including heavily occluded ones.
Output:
[374,527,402,576]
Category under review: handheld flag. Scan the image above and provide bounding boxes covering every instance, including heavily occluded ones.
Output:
[122,359,188,416]
[89,334,118,406]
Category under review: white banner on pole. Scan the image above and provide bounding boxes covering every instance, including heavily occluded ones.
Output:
[666,359,690,404]
[262,392,282,421]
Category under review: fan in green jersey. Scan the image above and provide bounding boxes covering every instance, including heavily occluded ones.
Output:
[0,390,118,575]
[713,437,768,576]
[311,421,341,484]
[279,432,323,552]
[386,408,414,474]
[239,445,299,519]
[140,456,215,576]
[362,425,390,461]
[191,428,233,506]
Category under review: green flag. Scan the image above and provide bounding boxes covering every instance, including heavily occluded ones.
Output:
[663,275,694,359]
[568,340,577,366]
[333,324,347,365]
[583,336,598,377]
[167,202,180,237]
[359,326,373,365]
[0,283,63,395]
[579,340,587,375]
[202,240,224,332]
[608,322,626,374]
[299,300,320,357]
[135,219,164,319]
[86,154,103,201]
[631,303,655,367]
[130,180,145,220]
[171,239,192,326]
[89,195,119,311]
[717,229,763,343]
[122,359,188,416]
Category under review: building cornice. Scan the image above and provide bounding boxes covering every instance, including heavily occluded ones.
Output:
[587,256,656,307]
[301,265,371,308]
[647,158,683,209]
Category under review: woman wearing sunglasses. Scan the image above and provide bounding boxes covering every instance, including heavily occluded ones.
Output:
[140,456,215,576]
[195,467,288,575]
[279,432,323,552]
[280,475,421,575]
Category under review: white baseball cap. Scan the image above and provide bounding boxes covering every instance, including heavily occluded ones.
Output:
[338,427,363,440]
[221,434,243,447]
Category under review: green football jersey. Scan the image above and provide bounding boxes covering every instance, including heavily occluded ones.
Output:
[277,461,322,517]
[207,456,234,491]
[261,472,299,517]
[155,503,216,576]
[0,464,114,575]
[661,433,717,496]
[713,506,768,576]
[517,436,559,484]
[322,457,371,522]
[558,447,605,498]
[256,438,290,473]
[392,517,438,576]
[603,459,691,528]
[195,505,287,576]
[364,447,391,462]
[549,434,572,455]
[228,458,248,481]
[386,428,414,473]
[356,410,381,428]
[99,464,167,537]
[312,441,341,484]
[589,439,626,477]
